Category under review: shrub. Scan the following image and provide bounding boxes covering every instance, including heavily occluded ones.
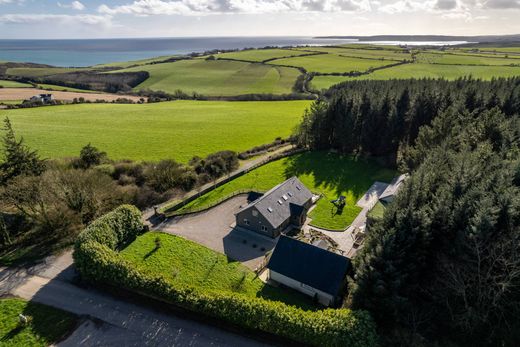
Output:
[74,205,379,347]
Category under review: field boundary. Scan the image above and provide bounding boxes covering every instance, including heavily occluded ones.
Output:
[165,191,254,217]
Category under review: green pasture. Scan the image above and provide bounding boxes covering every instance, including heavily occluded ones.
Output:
[310,63,520,90]
[215,48,310,62]
[36,84,98,93]
[295,46,411,61]
[120,232,315,309]
[115,59,300,96]
[178,151,395,230]
[95,55,175,68]
[0,79,32,88]
[0,298,77,347]
[3,100,310,162]
[5,67,85,78]
[416,52,520,65]
[269,54,395,73]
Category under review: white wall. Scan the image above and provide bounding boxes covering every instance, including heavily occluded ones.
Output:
[268,270,334,306]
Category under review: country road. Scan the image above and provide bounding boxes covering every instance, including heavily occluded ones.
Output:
[0,251,273,346]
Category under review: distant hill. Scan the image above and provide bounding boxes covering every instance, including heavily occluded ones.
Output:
[315,34,520,44]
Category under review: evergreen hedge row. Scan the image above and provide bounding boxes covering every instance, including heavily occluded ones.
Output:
[73,205,379,347]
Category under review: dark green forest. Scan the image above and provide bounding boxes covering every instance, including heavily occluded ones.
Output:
[298,78,520,346]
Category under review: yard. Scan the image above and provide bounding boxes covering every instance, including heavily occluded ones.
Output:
[0,298,77,347]
[178,151,396,230]
[4,100,310,162]
[120,232,315,309]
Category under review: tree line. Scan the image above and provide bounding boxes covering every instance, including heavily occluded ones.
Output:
[297,77,520,346]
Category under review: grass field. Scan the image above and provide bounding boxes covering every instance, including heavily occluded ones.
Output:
[95,55,175,68]
[36,84,98,93]
[310,63,520,90]
[295,46,411,61]
[0,80,32,88]
[4,100,310,162]
[5,67,85,78]
[120,232,315,309]
[270,54,396,73]
[179,151,395,230]
[416,52,520,65]
[0,298,77,347]
[215,48,310,62]
[114,59,300,96]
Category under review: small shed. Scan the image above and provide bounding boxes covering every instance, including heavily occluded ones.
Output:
[266,236,351,306]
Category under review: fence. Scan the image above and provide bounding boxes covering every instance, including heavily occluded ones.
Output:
[165,190,254,217]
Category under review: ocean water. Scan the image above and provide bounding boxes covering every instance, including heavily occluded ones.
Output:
[0,37,470,67]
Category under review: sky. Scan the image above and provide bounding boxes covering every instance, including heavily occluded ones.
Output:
[0,0,519,39]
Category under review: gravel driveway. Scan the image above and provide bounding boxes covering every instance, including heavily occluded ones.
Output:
[155,195,276,270]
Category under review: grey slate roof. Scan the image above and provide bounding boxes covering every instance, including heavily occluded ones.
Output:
[379,174,408,202]
[267,236,351,296]
[237,176,313,229]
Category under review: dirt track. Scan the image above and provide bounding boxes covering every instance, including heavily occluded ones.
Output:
[0,88,144,102]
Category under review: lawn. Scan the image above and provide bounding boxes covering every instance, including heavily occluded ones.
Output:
[120,232,315,309]
[0,80,32,88]
[178,151,396,230]
[0,298,77,347]
[310,63,520,90]
[4,100,310,162]
[270,54,395,73]
[215,48,310,62]
[113,59,301,96]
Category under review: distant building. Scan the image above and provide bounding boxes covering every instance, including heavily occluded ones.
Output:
[379,174,408,204]
[29,94,53,104]
[266,236,351,306]
[235,177,313,238]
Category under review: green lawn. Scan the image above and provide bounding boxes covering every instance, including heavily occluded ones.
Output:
[216,48,310,62]
[4,100,310,162]
[120,232,315,309]
[270,54,395,73]
[310,63,520,90]
[0,80,32,88]
[113,59,301,96]
[0,298,77,347]
[178,151,396,230]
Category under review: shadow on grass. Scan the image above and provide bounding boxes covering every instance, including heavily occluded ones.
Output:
[1,326,24,342]
[143,247,159,260]
[256,284,320,312]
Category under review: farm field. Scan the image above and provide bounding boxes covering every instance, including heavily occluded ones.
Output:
[95,55,175,68]
[0,298,77,347]
[0,79,32,88]
[5,67,85,78]
[269,53,396,73]
[310,63,520,90]
[416,52,520,65]
[0,88,143,102]
[115,59,300,96]
[36,83,99,93]
[120,232,315,309]
[295,46,412,61]
[215,48,310,62]
[178,151,396,230]
[3,100,310,162]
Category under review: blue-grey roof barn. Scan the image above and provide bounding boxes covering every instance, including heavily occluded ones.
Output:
[266,236,351,306]
[235,177,313,238]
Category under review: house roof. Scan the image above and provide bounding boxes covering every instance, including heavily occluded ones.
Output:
[379,174,408,202]
[267,236,351,296]
[237,176,313,229]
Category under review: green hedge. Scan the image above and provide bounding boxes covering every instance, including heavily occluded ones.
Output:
[73,205,379,347]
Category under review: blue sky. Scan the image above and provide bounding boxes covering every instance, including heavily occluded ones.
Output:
[1,0,519,39]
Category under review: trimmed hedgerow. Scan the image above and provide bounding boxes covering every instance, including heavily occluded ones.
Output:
[73,205,379,347]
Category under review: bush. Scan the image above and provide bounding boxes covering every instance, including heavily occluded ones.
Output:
[74,205,379,347]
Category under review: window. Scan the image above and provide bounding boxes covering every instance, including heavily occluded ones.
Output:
[296,185,302,191]
[243,219,250,226]
[267,207,273,213]
[261,225,268,232]
[287,192,293,197]
[252,210,258,217]
[277,200,283,205]
[282,194,288,201]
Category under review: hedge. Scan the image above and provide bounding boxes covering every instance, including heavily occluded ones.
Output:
[73,205,379,347]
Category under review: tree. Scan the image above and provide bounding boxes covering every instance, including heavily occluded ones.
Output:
[0,215,10,246]
[0,117,45,185]
[75,143,106,169]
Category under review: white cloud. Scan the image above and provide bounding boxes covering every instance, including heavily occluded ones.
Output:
[58,1,86,10]
[98,0,371,15]
[480,0,520,8]
[0,14,111,26]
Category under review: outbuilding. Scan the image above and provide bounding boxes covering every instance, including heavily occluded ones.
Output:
[266,236,351,306]
[235,177,313,238]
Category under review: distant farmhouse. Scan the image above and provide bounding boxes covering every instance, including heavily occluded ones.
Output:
[379,174,408,204]
[266,236,351,306]
[29,93,53,104]
[235,177,313,238]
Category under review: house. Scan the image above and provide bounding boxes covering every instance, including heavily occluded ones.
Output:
[235,177,313,238]
[379,174,408,204]
[29,94,53,103]
[266,236,351,306]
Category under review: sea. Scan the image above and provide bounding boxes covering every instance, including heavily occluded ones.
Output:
[0,37,471,67]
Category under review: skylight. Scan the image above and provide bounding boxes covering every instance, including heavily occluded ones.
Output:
[288,192,293,197]
[282,195,288,200]
[277,200,283,205]
[296,186,301,191]
[267,207,273,213]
